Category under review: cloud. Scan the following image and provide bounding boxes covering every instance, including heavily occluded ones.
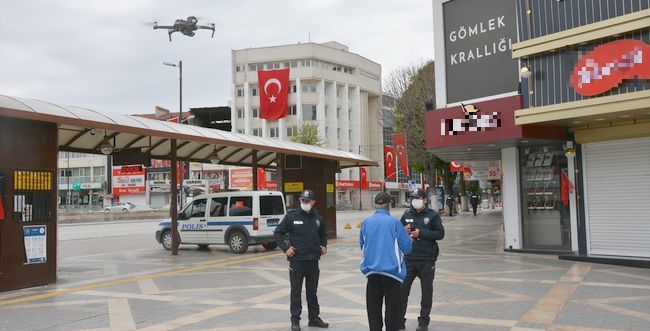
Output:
[0,0,434,114]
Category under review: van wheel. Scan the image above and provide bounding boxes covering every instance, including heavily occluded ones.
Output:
[228,231,248,254]
[161,230,173,251]
[197,244,209,249]
[262,242,278,251]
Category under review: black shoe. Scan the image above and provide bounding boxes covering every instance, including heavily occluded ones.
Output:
[416,326,428,331]
[308,317,329,328]
[291,320,301,331]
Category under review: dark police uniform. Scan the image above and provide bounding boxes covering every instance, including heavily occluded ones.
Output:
[400,204,445,330]
[274,203,327,328]
[470,194,480,216]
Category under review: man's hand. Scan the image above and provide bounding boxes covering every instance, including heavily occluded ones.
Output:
[404,225,412,233]
[320,246,328,255]
[410,228,420,239]
[286,246,296,257]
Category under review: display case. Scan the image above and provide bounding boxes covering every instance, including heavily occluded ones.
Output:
[520,145,571,250]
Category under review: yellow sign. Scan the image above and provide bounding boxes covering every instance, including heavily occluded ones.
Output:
[284,182,304,193]
[326,184,334,193]
[14,171,51,191]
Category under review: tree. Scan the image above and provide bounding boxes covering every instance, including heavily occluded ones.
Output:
[291,123,324,146]
[385,61,458,215]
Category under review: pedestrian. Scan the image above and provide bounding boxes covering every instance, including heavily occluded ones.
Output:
[470,192,479,216]
[400,189,445,331]
[360,192,413,331]
[274,189,329,331]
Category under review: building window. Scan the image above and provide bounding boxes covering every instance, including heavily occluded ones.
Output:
[237,108,244,118]
[252,128,262,137]
[269,127,279,138]
[301,59,311,67]
[252,108,259,118]
[349,108,352,121]
[325,127,329,139]
[251,88,257,97]
[237,129,245,134]
[349,130,352,140]
[287,126,297,137]
[336,107,341,119]
[293,85,297,93]
[236,65,241,72]
[337,128,341,139]
[237,88,244,97]
[301,84,317,93]
[302,104,317,121]
[287,105,297,116]
[248,64,258,71]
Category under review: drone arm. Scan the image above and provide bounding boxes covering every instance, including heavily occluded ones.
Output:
[168,30,173,42]
[197,24,216,38]
[153,25,175,30]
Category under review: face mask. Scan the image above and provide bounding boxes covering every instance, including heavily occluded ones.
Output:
[411,199,424,210]
[300,203,312,213]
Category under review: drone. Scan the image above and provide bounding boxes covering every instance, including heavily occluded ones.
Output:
[153,16,215,42]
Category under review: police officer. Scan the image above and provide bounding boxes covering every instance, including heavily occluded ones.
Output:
[470,192,480,216]
[400,189,445,331]
[274,189,329,331]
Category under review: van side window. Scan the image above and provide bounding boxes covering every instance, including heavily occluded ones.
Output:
[210,197,228,217]
[229,196,253,216]
[190,199,207,218]
[260,196,284,215]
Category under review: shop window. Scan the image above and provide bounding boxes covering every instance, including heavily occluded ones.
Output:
[520,145,571,250]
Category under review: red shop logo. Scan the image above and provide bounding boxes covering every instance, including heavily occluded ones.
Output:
[571,39,650,96]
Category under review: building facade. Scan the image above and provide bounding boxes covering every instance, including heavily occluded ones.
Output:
[57,152,108,210]
[512,0,650,263]
[231,42,383,208]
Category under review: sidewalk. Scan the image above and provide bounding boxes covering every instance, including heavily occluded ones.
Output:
[1,209,649,330]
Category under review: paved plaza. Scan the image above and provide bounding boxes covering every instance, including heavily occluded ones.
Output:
[0,209,648,331]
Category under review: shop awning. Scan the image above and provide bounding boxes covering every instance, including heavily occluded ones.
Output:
[0,95,378,169]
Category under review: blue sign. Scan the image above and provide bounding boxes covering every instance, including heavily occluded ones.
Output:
[23,225,47,264]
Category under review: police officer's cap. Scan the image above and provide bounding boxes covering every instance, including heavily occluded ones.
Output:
[410,188,426,199]
[374,192,391,204]
[299,189,315,200]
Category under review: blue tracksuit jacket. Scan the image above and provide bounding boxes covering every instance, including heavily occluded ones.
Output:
[359,208,413,282]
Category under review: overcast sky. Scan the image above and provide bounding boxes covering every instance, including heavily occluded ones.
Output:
[0,0,435,115]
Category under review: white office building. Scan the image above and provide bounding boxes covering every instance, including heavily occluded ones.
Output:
[231,42,383,208]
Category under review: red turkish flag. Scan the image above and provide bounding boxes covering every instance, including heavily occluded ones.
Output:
[0,196,5,221]
[392,133,409,177]
[360,168,369,190]
[384,145,396,179]
[257,168,267,189]
[258,68,290,120]
[560,170,574,205]
[450,161,464,172]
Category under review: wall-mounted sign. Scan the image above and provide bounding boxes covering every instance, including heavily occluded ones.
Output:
[23,225,47,264]
[443,0,518,103]
[571,39,650,96]
[112,166,145,195]
[284,182,304,193]
[441,104,501,136]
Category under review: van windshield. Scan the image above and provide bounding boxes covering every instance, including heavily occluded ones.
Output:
[260,196,284,216]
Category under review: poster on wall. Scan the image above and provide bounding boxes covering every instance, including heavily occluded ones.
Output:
[443,0,518,103]
[23,225,47,264]
[112,165,145,195]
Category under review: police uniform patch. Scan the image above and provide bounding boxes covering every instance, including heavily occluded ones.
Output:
[316,219,320,227]
[423,217,430,225]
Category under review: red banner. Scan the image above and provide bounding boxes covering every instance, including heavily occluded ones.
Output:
[384,145,396,179]
[258,68,290,120]
[257,168,267,189]
[571,39,650,96]
[392,133,409,177]
[0,195,5,221]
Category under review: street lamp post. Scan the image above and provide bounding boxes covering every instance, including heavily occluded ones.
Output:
[163,61,184,207]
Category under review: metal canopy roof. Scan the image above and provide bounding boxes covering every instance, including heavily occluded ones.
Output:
[0,95,378,169]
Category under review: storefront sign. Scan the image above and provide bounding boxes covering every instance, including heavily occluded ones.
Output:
[441,104,501,136]
[571,39,650,96]
[230,168,253,190]
[443,0,518,103]
[369,181,383,190]
[284,182,304,193]
[326,184,335,193]
[336,180,359,190]
[112,166,145,195]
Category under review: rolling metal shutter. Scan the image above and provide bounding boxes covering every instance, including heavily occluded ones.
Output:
[584,137,650,258]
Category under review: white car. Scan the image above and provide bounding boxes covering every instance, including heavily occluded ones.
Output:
[155,191,286,254]
[104,202,134,212]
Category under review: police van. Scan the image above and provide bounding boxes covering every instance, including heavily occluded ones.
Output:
[155,191,286,254]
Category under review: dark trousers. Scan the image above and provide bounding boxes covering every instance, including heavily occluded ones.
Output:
[366,274,402,331]
[289,260,320,323]
[471,204,478,215]
[400,260,436,327]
